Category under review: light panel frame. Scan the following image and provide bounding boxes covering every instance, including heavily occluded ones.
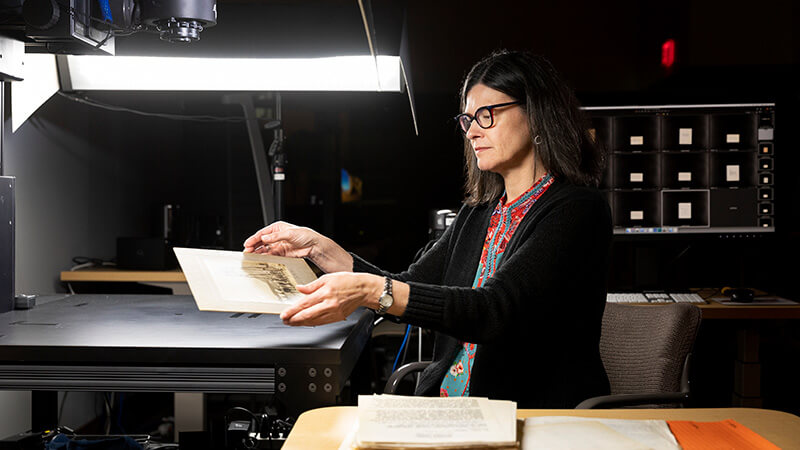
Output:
[59,55,404,92]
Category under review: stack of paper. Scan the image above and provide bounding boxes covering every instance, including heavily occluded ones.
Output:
[351,395,517,449]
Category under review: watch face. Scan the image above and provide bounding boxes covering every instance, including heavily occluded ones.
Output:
[380,293,394,308]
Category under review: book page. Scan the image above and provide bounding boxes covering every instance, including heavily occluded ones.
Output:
[173,247,318,314]
[489,400,518,442]
[523,417,680,450]
[356,395,517,448]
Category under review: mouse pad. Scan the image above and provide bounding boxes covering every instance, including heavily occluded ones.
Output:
[711,296,797,306]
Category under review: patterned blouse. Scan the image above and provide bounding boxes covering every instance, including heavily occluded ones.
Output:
[440,173,555,397]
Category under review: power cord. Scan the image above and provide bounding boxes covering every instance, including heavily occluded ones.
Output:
[67,256,116,294]
[58,92,249,123]
[392,325,411,373]
[57,392,70,426]
[103,392,114,435]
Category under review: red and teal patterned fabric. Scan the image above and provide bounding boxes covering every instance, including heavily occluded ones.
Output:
[440,173,554,397]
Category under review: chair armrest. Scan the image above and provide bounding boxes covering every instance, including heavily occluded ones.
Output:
[575,391,690,409]
[384,361,432,394]
[680,353,692,393]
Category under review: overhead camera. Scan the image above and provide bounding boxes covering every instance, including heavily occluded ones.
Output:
[140,0,217,43]
[20,0,217,55]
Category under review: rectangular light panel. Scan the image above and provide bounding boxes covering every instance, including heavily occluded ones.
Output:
[61,55,403,92]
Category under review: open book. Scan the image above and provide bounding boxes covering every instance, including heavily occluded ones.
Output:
[173,247,318,314]
[346,395,518,449]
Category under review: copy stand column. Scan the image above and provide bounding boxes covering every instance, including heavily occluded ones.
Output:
[222,94,281,226]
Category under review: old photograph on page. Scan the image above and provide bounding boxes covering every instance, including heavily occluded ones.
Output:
[173,247,318,314]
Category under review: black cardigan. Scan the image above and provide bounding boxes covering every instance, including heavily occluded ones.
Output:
[352,179,611,408]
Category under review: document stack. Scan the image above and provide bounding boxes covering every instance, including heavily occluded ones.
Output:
[350,395,518,449]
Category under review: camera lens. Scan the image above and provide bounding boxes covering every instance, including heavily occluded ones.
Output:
[140,0,216,43]
[156,18,203,43]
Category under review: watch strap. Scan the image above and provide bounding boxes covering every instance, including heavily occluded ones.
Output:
[376,276,393,315]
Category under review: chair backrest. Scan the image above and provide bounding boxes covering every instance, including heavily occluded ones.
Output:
[600,303,702,396]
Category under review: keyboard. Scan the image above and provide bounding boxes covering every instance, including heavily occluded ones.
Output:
[606,292,706,304]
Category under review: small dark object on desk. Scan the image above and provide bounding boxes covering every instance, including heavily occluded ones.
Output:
[728,288,755,303]
[13,294,36,310]
[0,431,42,450]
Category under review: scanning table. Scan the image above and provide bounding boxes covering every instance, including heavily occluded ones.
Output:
[0,294,374,432]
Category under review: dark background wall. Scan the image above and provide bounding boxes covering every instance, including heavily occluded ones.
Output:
[8,0,798,293]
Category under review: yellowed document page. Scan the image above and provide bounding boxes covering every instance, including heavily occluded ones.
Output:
[356,395,517,448]
[173,247,318,314]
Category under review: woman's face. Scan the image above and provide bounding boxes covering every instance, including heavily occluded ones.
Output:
[463,83,534,177]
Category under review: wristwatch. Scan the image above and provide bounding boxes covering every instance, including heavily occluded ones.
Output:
[376,277,394,315]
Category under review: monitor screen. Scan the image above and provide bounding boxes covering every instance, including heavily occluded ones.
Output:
[583,104,774,236]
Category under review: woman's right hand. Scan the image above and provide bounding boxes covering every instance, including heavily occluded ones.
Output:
[243,221,317,258]
[242,221,353,273]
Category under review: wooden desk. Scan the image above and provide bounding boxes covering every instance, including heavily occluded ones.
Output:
[283,406,800,449]
[698,300,800,320]
[693,299,800,407]
[611,297,800,320]
[60,268,189,294]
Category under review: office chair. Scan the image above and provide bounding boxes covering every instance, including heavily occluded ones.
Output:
[575,302,702,409]
[385,303,702,407]
[384,361,431,394]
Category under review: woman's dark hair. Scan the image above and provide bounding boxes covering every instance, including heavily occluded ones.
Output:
[460,50,607,205]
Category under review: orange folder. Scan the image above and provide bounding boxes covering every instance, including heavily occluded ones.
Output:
[667,419,780,450]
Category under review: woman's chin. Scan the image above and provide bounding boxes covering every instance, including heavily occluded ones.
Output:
[475,159,494,172]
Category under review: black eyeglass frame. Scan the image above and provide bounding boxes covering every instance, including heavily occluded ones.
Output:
[454,101,524,133]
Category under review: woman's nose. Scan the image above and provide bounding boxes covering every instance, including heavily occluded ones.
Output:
[466,120,483,139]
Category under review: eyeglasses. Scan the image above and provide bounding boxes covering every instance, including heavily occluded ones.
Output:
[454,101,523,133]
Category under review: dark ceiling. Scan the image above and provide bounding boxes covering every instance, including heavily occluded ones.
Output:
[3,0,796,97]
[402,0,797,96]
[206,0,797,97]
[217,0,800,99]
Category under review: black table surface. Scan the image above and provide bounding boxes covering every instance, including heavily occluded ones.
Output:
[0,294,374,366]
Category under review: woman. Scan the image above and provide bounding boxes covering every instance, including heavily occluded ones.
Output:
[243,50,611,408]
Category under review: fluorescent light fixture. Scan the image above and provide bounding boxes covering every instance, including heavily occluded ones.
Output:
[12,54,59,132]
[60,55,403,92]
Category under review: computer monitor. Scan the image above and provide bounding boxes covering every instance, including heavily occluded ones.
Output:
[583,104,775,237]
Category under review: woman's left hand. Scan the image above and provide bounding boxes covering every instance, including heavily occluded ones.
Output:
[280,273,383,326]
